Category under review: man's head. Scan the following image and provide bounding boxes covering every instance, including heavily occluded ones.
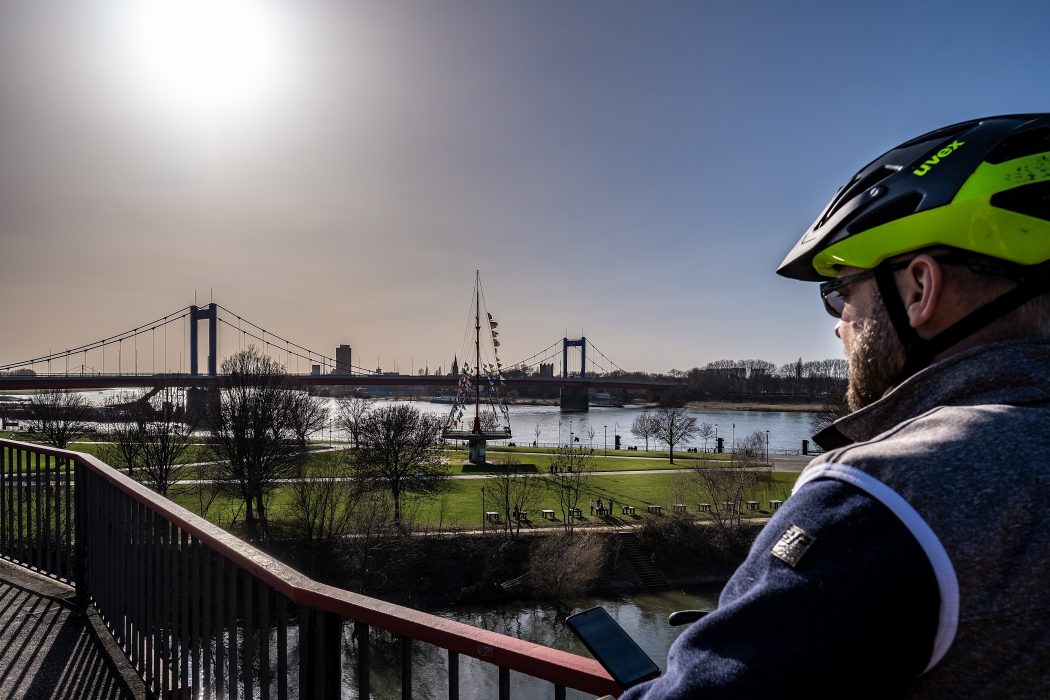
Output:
[779,114,1050,408]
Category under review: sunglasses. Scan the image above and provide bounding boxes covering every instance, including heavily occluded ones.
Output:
[819,262,909,318]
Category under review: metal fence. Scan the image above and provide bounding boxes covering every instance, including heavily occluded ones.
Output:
[0,438,619,699]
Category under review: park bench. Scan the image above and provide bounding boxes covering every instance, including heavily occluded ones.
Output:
[769,499,783,510]
[621,505,636,515]
[698,503,712,512]
[746,500,760,511]
[485,511,500,522]
[723,501,738,513]
[672,504,687,514]
[646,505,662,514]
[568,507,582,518]
[541,509,556,520]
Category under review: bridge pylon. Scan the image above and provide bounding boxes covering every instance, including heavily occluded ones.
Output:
[189,304,218,376]
[560,337,590,412]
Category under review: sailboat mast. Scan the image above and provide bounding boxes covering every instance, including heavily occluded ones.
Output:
[474,270,481,433]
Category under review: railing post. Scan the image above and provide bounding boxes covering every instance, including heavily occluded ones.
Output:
[299,607,342,699]
[73,460,87,609]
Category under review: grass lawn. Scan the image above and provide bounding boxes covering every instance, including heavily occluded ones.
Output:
[167,469,797,532]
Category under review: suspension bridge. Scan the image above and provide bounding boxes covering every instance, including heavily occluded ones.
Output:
[0,302,678,402]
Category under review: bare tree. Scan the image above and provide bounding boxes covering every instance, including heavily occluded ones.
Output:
[24,389,93,449]
[337,396,371,448]
[290,451,359,571]
[138,388,197,496]
[101,392,148,477]
[545,443,595,532]
[210,346,303,535]
[653,406,700,464]
[690,431,767,532]
[287,391,329,449]
[696,422,714,453]
[630,412,660,452]
[811,392,850,435]
[352,403,447,524]
[487,458,543,537]
[527,532,607,600]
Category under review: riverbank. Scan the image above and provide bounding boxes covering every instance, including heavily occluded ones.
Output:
[686,399,826,412]
[269,521,759,611]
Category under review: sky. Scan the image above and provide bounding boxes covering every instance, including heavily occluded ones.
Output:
[2,0,1049,376]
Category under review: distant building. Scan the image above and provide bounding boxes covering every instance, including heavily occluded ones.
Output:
[335,345,352,375]
[539,362,554,378]
[450,356,459,377]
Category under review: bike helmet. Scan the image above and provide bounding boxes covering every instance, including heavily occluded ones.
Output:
[779,114,1050,379]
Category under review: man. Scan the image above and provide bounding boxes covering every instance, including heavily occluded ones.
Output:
[620,114,1050,698]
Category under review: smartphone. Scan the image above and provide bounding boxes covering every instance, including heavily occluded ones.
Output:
[566,606,661,689]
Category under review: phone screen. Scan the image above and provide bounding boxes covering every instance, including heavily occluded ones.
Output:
[566,607,661,689]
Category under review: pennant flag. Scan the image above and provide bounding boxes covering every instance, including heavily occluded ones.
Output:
[490,321,498,329]
[493,340,500,347]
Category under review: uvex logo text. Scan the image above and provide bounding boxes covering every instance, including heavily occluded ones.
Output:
[913,140,965,176]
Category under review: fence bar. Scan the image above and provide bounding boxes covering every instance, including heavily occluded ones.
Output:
[228,561,239,700]
[499,666,510,700]
[448,650,459,700]
[180,528,190,692]
[259,583,271,699]
[355,621,370,700]
[277,595,288,700]
[555,685,566,700]
[215,554,225,700]
[243,569,254,698]
[401,635,413,700]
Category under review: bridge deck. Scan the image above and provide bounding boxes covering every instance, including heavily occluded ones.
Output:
[0,560,142,700]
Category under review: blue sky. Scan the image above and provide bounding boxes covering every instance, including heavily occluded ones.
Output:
[1,0,1048,374]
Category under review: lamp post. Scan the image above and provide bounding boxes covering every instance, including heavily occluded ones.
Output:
[766,430,770,465]
[481,486,486,532]
[604,425,608,456]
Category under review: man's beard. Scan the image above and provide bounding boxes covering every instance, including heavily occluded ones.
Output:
[845,299,904,412]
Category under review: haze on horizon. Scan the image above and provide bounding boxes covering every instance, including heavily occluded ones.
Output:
[2,0,1047,376]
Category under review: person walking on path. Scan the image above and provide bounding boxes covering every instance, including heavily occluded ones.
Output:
[589,498,595,515]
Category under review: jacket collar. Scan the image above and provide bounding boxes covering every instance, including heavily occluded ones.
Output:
[815,340,1050,450]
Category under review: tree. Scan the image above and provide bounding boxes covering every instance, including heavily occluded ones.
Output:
[689,434,767,533]
[653,406,700,464]
[630,412,660,452]
[24,389,93,449]
[487,458,542,537]
[210,346,304,534]
[287,390,329,449]
[101,388,197,495]
[696,422,714,453]
[352,403,447,524]
[337,396,371,448]
[137,387,197,496]
[289,451,359,572]
[545,443,595,532]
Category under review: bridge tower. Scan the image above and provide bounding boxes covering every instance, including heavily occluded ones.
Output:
[189,304,218,376]
[187,304,218,424]
[560,337,590,412]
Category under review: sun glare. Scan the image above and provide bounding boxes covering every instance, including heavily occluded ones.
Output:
[113,0,293,131]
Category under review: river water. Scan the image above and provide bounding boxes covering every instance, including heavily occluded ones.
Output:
[4,391,818,453]
[345,588,721,699]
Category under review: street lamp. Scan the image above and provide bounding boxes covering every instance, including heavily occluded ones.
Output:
[481,486,486,532]
[766,430,770,465]
[604,425,608,456]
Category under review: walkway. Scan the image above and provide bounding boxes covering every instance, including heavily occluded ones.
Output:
[0,560,143,700]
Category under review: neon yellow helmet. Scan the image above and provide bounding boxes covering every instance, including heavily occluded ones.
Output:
[778,114,1050,281]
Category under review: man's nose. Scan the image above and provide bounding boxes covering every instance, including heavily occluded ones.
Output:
[835,322,843,339]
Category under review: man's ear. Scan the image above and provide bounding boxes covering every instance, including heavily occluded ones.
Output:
[899,254,943,333]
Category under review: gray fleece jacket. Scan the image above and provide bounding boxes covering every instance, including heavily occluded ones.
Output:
[621,339,1050,698]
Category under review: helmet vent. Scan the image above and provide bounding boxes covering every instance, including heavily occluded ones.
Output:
[985,128,1050,165]
[818,165,898,228]
[990,181,1050,222]
[896,123,971,150]
[848,191,925,234]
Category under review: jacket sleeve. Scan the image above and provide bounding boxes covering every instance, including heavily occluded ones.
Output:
[619,477,940,699]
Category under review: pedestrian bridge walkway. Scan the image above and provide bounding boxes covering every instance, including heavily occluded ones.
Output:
[0,560,139,699]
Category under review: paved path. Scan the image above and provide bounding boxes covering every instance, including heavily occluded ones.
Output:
[0,561,143,700]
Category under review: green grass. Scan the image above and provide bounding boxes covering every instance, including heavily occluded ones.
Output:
[167,469,797,532]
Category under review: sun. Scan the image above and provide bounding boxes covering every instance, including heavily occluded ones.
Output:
[112,0,294,131]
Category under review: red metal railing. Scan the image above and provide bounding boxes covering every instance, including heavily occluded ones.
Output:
[0,438,620,699]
